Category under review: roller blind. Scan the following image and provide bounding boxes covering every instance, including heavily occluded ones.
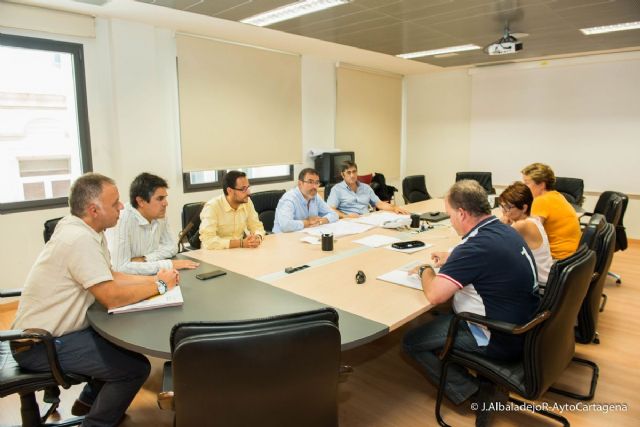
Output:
[336,65,402,178]
[176,34,302,171]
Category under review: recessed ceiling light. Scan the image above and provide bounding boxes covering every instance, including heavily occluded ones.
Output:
[580,21,640,35]
[396,44,482,59]
[241,0,351,27]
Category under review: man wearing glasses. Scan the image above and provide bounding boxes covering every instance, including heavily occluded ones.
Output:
[199,170,265,249]
[273,168,338,233]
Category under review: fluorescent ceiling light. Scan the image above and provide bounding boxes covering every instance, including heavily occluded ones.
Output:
[241,0,350,27]
[580,21,640,35]
[396,44,481,59]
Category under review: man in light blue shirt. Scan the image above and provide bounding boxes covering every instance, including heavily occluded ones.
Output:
[327,161,408,218]
[273,168,339,233]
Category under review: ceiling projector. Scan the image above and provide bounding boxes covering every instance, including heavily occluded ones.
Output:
[486,30,523,55]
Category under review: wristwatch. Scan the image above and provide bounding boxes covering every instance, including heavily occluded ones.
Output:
[418,264,434,279]
[156,279,168,295]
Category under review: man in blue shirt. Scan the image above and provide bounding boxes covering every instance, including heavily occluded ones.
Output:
[273,168,339,233]
[327,161,408,218]
[402,180,539,426]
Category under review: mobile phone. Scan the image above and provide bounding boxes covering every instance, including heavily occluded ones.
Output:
[196,270,227,280]
[391,240,426,250]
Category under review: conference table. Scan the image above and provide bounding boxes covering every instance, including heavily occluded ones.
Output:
[88,198,460,359]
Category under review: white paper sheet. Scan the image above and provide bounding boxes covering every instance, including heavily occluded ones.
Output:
[108,286,183,314]
[352,234,401,248]
[301,220,373,237]
[300,236,321,245]
[351,212,409,227]
[377,260,439,290]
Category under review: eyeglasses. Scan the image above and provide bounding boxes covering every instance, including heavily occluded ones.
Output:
[233,186,251,193]
[500,204,514,212]
[302,180,321,186]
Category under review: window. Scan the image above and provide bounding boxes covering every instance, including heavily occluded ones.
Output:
[182,165,293,193]
[0,33,91,213]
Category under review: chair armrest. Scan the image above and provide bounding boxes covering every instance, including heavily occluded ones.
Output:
[0,328,72,389]
[439,311,551,360]
[0,288,22,298]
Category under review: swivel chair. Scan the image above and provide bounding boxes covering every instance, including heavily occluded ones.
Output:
[323,183,335,202]
[43,217,63,243]
[581,191,627,284]
[158,308,342,427]
[402,175,431,204]
[576,220,615,344]
[455,172,495,195]
[251,190,285,234]
[1,291,88,426]
[555,177,585,208]
[435,246,598,426]
[179,202,204,251]
[370,173,397,203]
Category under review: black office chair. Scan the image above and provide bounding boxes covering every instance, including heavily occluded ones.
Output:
[455,172,495,195]
[576,219,615,345]
[402,175,431,204]
[158,308,342,427]
[581,191,627,284]
[370,172,397,203]
[251,190,285,234]
[43,217,63,243]
[435,246,597,426]
[323,183,335,202]
[555,177,585,207]
[179,202,204,251]
[0,291,88,426]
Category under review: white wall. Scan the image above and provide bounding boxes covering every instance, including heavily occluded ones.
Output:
[405,70,472,198]
[405,54,640,239]
[0,17,338,291]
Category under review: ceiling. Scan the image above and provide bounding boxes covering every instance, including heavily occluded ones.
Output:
[136,0,640,67]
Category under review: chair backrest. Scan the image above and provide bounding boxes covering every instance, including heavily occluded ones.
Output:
[323,183,335,202]
[370,172,396,202]
[43,217,63,243]
[170,308,341,427]
[455,172,495,195]
[523,246,596,398]
[594,191,628,251]
[579,213,606,251]
[576,222,616,344]
[555,177,585,207]
[251,190,285,233]
[402,175,431,204]
[357,173,372,184]
[181,202,204,249]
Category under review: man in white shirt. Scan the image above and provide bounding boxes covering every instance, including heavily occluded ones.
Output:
[12,173,180,426]
[108,173,198,274]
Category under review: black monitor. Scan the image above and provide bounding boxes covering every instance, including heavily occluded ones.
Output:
[314,151,355,185]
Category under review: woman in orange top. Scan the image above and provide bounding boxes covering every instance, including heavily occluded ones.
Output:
[521,163,581,260]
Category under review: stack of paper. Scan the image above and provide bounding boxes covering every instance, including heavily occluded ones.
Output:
[108,286,184,314]
[352,212,409,227]
[301,220,373,237]
[377,260,440,290]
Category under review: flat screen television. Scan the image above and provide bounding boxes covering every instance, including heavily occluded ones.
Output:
[314,151,355,185]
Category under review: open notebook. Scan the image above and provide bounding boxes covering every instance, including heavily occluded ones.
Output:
[108,286,183,314]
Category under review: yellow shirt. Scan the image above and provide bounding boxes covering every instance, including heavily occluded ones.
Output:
[531,191,581,260]
[199,194,265,250]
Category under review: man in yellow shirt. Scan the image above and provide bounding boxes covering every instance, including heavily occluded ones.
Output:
[199,170,265,250]
[521,163,581,259]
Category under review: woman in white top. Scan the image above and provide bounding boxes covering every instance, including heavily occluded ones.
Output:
[499,182,553,294]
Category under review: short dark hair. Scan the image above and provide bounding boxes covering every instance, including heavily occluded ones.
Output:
[223,170,247,195]
[446,179,491,217]
[340,161,358,173]
[499,182,533,215]
[130,173,168,207]
[298,168,319,181]
[69,173,115,217]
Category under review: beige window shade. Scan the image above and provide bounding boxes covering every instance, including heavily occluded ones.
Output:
[176,34,302,171]
[0,3,95,38]
[336,65,402,178]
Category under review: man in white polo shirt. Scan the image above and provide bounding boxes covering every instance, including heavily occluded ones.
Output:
[12,173,179,427]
